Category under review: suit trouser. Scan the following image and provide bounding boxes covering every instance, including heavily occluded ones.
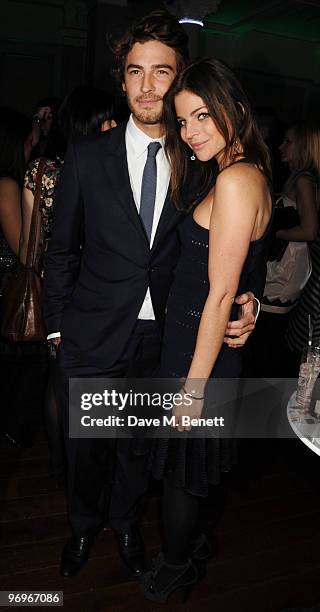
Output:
[55,320,161,537]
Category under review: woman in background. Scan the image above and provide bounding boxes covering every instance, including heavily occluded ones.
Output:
[20,86,117,275]
[0,107,34,446]
[0,108,31,296]
[20,86,116,476]
[247,121,319,377]
[284,122,320,361]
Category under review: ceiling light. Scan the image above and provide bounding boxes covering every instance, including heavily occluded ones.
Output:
[179,17,204,26]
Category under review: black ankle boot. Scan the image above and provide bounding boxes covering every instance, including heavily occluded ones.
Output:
[140,552,198,603]
[191,533,213,562]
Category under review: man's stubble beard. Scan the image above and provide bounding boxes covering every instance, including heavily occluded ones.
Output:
[128,98,163,126]
[134,110,162,125]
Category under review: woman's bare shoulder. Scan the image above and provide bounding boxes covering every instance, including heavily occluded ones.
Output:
[215,161,266,192]
[296,173,316,190]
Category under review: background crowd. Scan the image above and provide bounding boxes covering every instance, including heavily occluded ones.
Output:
[0,88,117,456]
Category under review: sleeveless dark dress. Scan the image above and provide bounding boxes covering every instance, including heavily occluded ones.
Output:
[150,163,272,496]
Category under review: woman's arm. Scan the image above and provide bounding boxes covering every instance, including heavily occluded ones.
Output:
[276,176,318,242]
[184,165,263,395]
[0,178,22,255]
[20,186,36,265]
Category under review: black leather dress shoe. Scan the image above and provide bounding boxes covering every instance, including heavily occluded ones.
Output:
[115,527,146,576]
[59,536,94,577]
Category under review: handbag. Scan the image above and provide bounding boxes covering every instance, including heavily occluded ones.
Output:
[1,159,47,342]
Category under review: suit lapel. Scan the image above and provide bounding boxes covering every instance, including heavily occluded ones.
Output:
[101,122,182,251]
[151,187,182,253]
[101,123,149,245]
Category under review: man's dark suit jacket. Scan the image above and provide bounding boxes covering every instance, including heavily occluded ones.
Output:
[43,122,183,370]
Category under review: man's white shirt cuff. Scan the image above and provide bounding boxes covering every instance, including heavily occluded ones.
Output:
[47,332,61,340]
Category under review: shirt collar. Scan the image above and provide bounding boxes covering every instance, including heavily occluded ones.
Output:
[126,114,165,158]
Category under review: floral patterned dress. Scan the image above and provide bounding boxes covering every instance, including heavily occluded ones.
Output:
[24,157,64,276]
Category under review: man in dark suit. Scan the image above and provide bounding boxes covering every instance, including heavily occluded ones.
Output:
[44,10,257,578]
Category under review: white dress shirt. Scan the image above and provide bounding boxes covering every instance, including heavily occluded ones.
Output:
[126,115,171,319]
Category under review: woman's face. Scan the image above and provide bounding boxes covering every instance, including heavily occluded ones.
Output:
[174,90,226,164]
[279,128,294,164]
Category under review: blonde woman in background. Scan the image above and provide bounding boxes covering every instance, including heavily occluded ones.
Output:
[247,121,320,377]
[284,122,320,362]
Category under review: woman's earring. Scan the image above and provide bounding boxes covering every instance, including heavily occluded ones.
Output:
[190,153,196,161]
[232,138,241,156]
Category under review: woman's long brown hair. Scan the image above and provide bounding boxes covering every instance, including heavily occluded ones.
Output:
[163,58,271,209]
[284,120,320,196]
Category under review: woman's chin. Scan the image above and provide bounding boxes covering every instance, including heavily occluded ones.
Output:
[195,152,213,163]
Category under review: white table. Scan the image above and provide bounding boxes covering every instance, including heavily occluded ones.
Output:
[287,392,320,457]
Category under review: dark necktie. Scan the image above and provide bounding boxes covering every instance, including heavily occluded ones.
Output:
[139,141,161,241]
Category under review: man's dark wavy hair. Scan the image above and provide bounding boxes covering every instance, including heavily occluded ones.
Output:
[110,9,189,84]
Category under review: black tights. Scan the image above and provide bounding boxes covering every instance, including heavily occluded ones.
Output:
[162,478,200,565]
[162,477,228,565]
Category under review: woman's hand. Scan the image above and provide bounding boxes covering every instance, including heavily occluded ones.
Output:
[171,396,204,432]
[224,291,257,347]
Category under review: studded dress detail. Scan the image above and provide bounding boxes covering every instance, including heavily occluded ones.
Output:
[150,191,272,496]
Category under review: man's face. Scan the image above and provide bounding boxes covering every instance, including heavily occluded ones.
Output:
[122,40,177,132]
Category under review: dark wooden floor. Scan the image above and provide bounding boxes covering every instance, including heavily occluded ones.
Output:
[1,433,320,612]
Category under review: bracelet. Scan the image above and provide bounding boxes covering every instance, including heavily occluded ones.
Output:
[253,296,261,323]
[32,115,41,125]
[182,385,204,400]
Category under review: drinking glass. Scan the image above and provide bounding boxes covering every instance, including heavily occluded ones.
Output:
[296,345,320,414]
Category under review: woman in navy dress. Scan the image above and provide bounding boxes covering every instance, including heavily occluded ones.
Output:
[141,58,273,602]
